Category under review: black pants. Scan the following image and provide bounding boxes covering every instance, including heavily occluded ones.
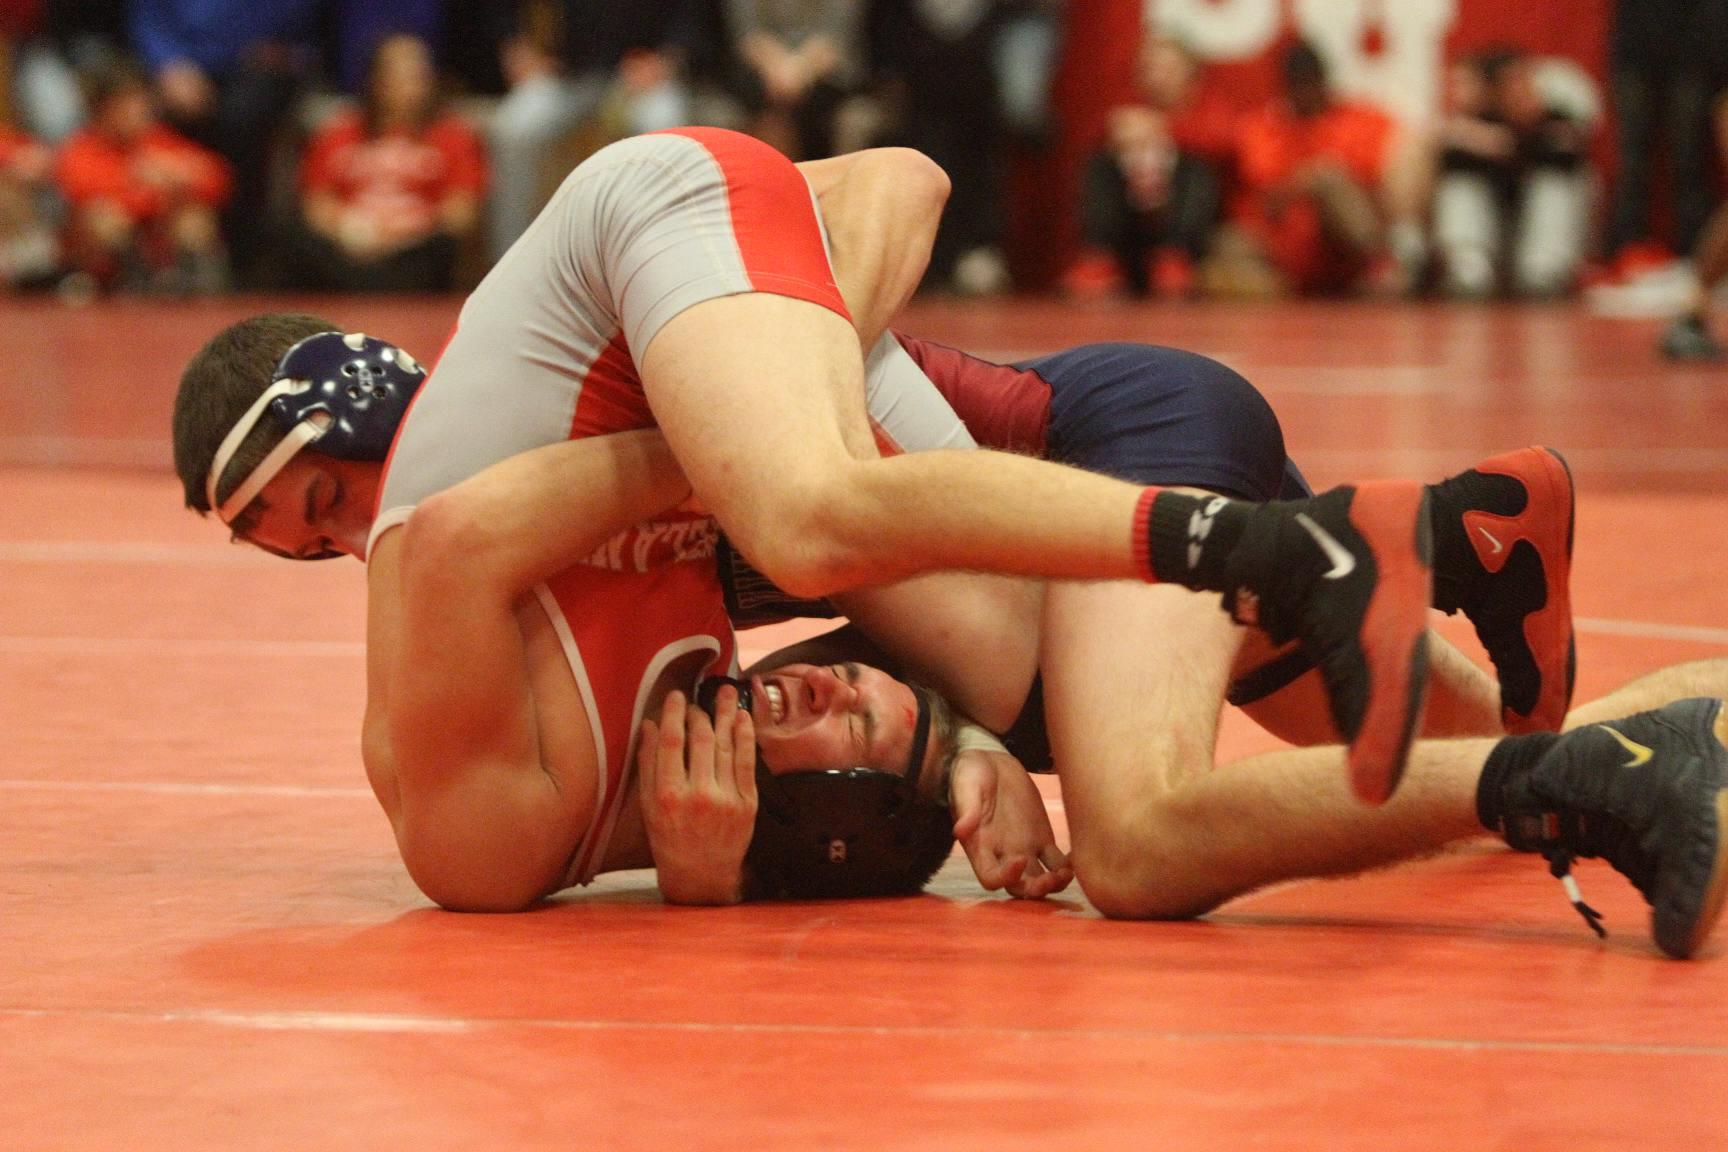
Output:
[170,64,302,285]
[1604,63,1716,256]
[1080,149,1219,291]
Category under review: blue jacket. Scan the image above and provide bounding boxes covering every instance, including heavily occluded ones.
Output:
[131,0,442,90]
[131,0,324,74]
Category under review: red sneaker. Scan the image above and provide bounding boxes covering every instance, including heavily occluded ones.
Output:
[1148,247,1195,298]
[1060,248,1126,301]
[1429,447,1575,732]
[1612,240,1675,281]
[1222,480,1433,803]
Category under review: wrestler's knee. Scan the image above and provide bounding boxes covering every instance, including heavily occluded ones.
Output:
[1073,843,1220,921]
[1068,805,1221,921]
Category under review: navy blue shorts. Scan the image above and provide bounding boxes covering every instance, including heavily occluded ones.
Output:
[1017,343,1311,501]
[998,344,1311,771]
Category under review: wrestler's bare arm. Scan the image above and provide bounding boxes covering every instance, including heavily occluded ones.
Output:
[363,431,692,911]
[798,148,950,348]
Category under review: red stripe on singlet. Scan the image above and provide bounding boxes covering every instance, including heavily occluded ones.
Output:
[571,333,654,438]
[656,127,851,320]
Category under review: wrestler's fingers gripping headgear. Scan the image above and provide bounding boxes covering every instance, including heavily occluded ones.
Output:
[696,677,955,900]
[204,332,426,549]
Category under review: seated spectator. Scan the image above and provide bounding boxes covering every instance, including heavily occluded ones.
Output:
[0,120,59,289]
[870,0,1008,296]
[130,0,325,286]
[1432,49,1594,299]
[488,0,699,262]
[726,0,863,160]
[54,60,230,294]
[6,0,128,144]
[1207,40,1418,297]
[1660,90,1728,360]
[1600,0,1715,282]
[277,34,485,294]
[1062,33,1232,300]
[991,0,1062,146]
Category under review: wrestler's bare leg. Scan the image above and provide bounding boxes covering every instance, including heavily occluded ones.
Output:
[1245,648,1728,747]
[803,151,1046,727]
[800,148,947,346]
[1241,628,1501,745]
[1563,658,1728,730]
[833,573,1041,732]
[1037,579,1246,917]
[639,294,1148,599]
[1039,579,1488,915]
[1152,660,1728,915]
[1123,740,1489,916]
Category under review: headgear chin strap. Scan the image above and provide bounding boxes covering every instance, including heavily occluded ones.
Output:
[205,331,426,535]
[696,676,954,900]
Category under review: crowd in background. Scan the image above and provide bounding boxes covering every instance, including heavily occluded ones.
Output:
[0,0,1725,336]
[0,0,1063,298]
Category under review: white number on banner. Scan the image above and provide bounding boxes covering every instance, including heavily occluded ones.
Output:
[1146,0,1458,123]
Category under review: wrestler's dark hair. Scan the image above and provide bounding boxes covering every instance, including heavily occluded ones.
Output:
[746,686,962,901]
[173,313,339,520]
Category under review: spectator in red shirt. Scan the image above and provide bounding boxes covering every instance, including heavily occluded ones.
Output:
[1062,33,1234,300]
[54,59,231,294]
[1210,40,1422,296]
[278,33,486,292]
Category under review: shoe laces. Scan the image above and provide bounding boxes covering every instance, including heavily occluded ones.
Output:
[1542,849,1607,939]
[1521,810,1653,940]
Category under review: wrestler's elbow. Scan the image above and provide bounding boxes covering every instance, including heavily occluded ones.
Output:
[394,802,558,913]
[399,835,549,913]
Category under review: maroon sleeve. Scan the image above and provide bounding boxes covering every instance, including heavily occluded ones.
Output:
[892,333,1051,457]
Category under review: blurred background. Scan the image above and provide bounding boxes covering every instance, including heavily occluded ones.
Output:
[0,0,1723,332]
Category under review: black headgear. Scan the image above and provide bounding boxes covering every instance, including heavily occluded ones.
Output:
[696,677,955,900]
[205,331,426,547]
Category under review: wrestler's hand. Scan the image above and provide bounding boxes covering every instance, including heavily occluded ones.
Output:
[950,749,1073,900]
[637,686,757,905]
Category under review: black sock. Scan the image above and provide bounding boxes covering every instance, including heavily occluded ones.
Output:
[1142,490,1252,591]
[1476,730,1562,835]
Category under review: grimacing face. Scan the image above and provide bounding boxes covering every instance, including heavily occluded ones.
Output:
[748,662,923,779]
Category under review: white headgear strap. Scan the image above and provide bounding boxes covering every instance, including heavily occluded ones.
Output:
[205,379,331,524]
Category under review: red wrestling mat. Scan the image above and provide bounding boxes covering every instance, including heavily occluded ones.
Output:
[2,298,1726,1151]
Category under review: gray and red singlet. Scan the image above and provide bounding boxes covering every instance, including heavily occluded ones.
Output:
[364,127,971,882]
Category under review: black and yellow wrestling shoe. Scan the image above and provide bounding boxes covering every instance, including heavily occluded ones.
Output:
[1478,697,1728,959]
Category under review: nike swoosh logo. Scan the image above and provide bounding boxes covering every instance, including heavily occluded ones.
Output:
[1600,724,1654,767]
[1294,513,1357,580]
[1475,525,1504,554]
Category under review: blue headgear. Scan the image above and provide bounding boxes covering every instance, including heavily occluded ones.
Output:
[696,676,954,900]
[204,331,426,544]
